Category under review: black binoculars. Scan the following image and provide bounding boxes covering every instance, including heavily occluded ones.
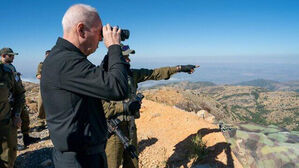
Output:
[102,27,130,41]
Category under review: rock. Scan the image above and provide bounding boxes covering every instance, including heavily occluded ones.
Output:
[197,110,207,119]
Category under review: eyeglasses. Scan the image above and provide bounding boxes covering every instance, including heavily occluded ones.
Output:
[121,45,130,51]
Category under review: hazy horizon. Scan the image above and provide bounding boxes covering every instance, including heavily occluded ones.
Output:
[21,61,299,85]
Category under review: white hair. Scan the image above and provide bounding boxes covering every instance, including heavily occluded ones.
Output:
[62,4,99,33]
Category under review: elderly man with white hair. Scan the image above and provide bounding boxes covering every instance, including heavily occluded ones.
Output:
[41,4,129,168]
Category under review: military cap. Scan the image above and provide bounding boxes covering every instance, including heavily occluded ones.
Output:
[0,48,19,55]
[120,44,135,56]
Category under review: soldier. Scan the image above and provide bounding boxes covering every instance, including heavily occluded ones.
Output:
[34,50,50,132]
[104,44,199,168]
[0,48,25,168]
[0,48,39,150]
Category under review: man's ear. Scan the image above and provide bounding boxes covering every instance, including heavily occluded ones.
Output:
[77,23,85,38]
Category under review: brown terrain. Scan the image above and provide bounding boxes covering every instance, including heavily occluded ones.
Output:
[15,81,243,168]
[143,82,299,131]
[137,99,242,168]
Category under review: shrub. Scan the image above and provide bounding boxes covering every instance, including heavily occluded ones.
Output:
[188,134,208,160]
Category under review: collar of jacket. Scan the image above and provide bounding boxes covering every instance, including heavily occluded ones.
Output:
[56,37,86,57]
[0,61,15,73]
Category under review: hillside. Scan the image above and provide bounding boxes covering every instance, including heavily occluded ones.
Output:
[14,81,299,168]
[143,83,299,131]
[234,79,299,92]
[16,82,242,168]
[223,123,299,168]
[142,84,299,167]
[137,99,242,167]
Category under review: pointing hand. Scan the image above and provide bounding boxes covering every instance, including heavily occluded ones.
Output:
[177,65,200,74]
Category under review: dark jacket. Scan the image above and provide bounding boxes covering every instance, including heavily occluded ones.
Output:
[41,38,129,153]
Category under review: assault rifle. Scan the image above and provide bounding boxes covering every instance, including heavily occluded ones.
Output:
[107,118,138,159]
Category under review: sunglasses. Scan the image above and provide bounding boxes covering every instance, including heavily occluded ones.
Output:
[5,54,14,57]
[121,45,130,51]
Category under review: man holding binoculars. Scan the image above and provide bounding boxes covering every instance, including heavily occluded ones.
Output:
[41,4,130,168]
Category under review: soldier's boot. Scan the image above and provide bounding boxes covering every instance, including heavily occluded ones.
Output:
[23,134,40,146]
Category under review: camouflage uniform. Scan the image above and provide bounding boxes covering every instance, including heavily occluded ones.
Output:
[104,67,178,168]
[0,61,30,136]
[0,64,25,167]
[36,62,46,127]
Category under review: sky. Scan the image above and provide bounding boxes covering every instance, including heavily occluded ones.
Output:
[1,0,299,82]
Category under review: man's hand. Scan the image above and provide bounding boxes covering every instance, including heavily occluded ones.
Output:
[36,75,41,79]
[103,24,121,48]
[177,65,200,74]
[123,99,141,116]
[13,116,22,128]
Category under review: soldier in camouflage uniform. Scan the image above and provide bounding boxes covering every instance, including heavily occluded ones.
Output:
[104,44,199,168]
[0,48,39,150]
[0,48,25,168]
[34,50,50,132]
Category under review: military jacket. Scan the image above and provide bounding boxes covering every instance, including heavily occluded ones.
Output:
[0,61,24,90]
[0,64,25,122]
[36,62,43,77]
[103,66,178,119]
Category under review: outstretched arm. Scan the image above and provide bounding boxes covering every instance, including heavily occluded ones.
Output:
[132,65,199,83]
